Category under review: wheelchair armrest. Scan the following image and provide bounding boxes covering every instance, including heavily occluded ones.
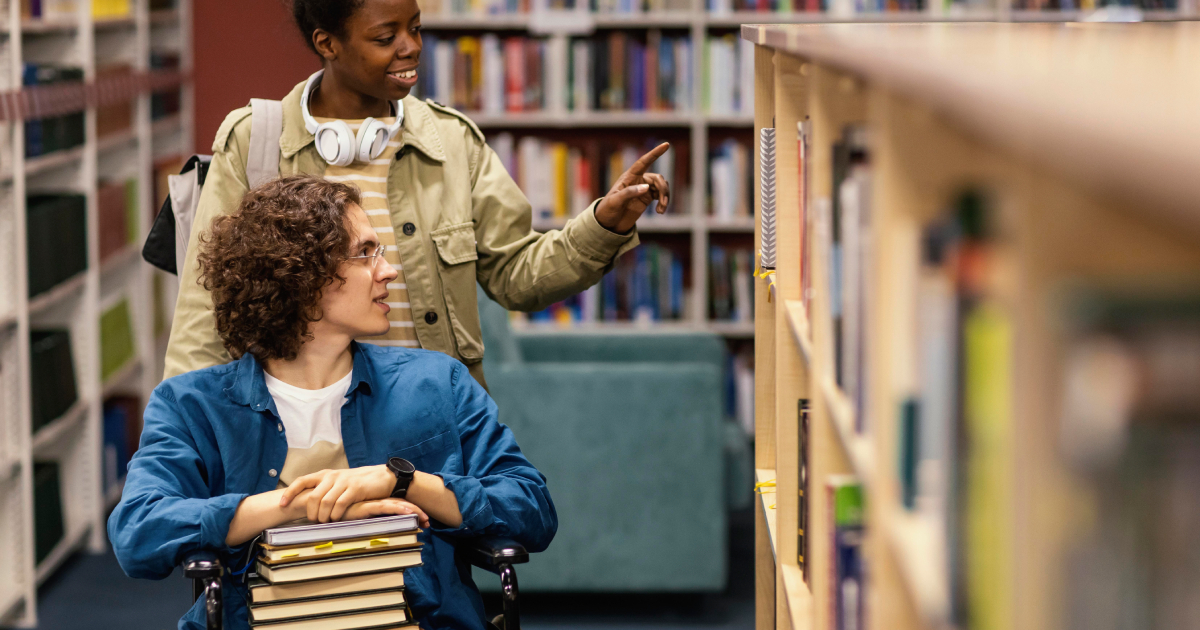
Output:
[183,550,223,580]
[463,537,528,574]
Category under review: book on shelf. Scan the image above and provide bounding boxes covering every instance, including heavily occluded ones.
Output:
[92,0,131,18]
[489,133,684,223]
[98,178,138,263]
[1056,290,1200,630]
[828,475,864,630]
[30,329,77,433]
[20,0,79,20]
[521,241,685,325]
[731,350,755,435]
[826,124,871,433]
[96,64,136,139]
[249,572,407,605]
[419,0,690,15]
[415,31,692,114]
[23,64,86,160]
[103,396,141,494]
[798,398,809,576]
[27,194,87,298]
[894,190,1009,628]
[150,52,182,121]
[709,244,753,323]
[709,136,751,220]
[100,298,136,381]
[702,35,754,117]
[262,514,421,547]
[33,461,65,564]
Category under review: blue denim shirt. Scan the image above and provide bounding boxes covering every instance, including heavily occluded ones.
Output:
[107,343,557,630]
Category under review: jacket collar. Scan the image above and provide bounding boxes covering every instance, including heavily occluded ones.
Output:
[226,342,374,410]
[278,81,446,163]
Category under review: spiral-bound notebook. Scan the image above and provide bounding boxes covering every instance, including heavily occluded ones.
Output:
[262,514,420,547]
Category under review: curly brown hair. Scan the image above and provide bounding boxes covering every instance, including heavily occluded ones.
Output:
[197,176,361,362]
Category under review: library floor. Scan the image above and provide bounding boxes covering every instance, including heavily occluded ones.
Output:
[32,507,755,629]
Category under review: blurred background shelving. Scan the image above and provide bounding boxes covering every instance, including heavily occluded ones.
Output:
[0,0,192,626]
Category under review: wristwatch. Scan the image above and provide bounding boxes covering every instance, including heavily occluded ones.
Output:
[386,457,416,499]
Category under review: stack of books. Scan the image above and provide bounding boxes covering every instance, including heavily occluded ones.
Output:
[248,515,423,630]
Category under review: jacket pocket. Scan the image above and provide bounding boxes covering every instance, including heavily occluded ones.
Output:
[430,222,484,362]
[388,430,456,473]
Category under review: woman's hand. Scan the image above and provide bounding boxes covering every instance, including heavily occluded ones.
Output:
[594,142,672,235]
[279,466,397,523]
[342,498,430,529]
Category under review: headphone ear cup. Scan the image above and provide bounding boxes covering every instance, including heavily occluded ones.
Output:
[315,120,356,167]
[356,118,391,163]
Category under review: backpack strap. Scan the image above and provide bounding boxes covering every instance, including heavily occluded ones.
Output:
[246,99,284,189]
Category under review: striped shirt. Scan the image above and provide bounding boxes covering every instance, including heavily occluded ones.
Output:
[317,117,419,349]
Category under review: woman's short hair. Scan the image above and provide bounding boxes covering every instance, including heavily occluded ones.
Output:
[292,0,365,53]
[197,175,361,362]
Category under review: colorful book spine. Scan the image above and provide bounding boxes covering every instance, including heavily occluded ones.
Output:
[828,476,864,630]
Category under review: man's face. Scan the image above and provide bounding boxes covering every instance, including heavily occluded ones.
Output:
[316,204,399,340]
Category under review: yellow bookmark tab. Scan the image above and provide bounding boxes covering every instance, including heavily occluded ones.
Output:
[314,542,333,551]
[369,538,390,546]
[332,543,367,554]
[281,552,299,559]
[754,480,777,494]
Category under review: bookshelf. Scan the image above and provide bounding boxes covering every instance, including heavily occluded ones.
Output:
[413,0,1197,341]
[0,0,193,626]
[749,21,1200,630]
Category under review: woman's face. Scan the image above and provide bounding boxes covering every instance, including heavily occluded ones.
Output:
[328,0,423,102]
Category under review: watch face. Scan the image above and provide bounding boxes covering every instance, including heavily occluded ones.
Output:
[390,457,416,475]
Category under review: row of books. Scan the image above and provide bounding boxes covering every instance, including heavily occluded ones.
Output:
[20,0,77,19]
[525,242,687,324]
[34,461,64,564]
[488,132,683,221]
[150,52,183,121]
[709,137,751,219]
[249,516,423,629]
[23,64,86,160]
[703,35,755,117]
[419,0,704,15]
[709,244,752,322]
[415,32,695,114]
[27,194,88,298]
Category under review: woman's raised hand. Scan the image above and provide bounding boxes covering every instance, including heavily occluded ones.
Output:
[279,466,397,523]
[594,142,672,235]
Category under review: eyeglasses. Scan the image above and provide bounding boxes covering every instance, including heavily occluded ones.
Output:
[348,244,387,264]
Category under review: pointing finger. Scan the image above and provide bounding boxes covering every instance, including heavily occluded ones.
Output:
[607,183,652,210]
[626,142,671,177]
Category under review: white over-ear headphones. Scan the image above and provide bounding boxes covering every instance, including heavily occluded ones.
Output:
[300,70,405,167]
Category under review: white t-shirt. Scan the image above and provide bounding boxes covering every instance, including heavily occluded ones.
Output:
[264,369,353,486]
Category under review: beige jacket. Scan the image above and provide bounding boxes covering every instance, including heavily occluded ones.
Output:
[164,81,639,384]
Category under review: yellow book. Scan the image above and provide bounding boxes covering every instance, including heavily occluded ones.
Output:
[256,548,422,584]
[249,572,405,605]
[259,534,420,565]
[552,142,569,218]
[250,590,405,623]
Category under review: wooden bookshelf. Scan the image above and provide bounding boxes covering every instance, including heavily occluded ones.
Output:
[748,21,1200,630]
[0,0,194,626]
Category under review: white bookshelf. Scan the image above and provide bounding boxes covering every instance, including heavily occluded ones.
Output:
[414,0,1197,336]
[0,0,193,626]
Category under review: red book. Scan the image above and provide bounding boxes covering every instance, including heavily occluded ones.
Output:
[645,31,660,111]
[504,38,524,112]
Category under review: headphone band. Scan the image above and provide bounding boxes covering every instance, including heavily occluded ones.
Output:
[300,70,404,165]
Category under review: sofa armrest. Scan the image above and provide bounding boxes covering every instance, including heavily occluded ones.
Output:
[462,537,529,574]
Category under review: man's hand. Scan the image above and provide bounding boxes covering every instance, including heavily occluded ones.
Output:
[594,142,672,235]
[342,498,430,529]
[279,466,396,523]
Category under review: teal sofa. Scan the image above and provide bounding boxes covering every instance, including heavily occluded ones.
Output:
[475,290,752,592]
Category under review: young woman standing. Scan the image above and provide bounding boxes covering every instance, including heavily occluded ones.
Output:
[165,0,671,385]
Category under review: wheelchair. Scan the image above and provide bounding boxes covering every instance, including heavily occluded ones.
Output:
[183,537,529,630]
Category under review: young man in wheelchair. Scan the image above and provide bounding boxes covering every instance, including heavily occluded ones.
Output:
[108,176,557,630]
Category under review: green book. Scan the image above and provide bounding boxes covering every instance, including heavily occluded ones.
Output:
[100,299,136,382]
